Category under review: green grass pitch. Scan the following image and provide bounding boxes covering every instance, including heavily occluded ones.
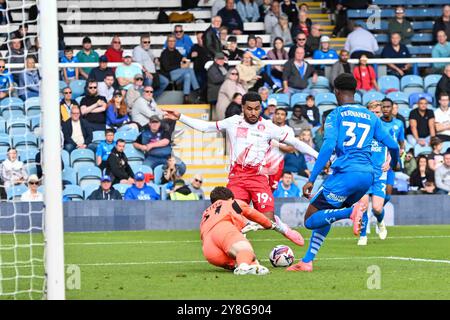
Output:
[1,225,450,299]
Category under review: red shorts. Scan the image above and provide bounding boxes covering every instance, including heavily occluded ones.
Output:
[268,160,285,192]
[227,170,274,214]
[202,221,248,270]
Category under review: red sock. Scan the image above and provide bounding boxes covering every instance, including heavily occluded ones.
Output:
[236,250,255,265]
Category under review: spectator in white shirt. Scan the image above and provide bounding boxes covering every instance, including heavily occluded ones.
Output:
[20,175,43,202]
[264,0,281,35]
[97,74,115,101]
[435,92,450,142]
[131,85,164,127]
[344,22,379,59]
[1,148,28,189]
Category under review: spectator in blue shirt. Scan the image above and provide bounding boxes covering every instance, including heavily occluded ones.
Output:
[0,59,14,100]
[273,172,301,198]
[381,32,412,78]
[106,89,138,132]
[284,149,309,178]
[247,35,266,59]
[237,0,260,23]
[61,47,79,84]
[18,56,40,100]
[124,172,160,200]
[432,30,450,73]
[96,128,116,170]
[312,36,338,75]
[164,25,194,57]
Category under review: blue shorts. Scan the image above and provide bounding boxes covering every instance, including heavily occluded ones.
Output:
[386,169,395,186]
[311,171,374,210]
[366,170,387,198]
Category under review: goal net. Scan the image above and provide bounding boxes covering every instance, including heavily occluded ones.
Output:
[0,0,65,300]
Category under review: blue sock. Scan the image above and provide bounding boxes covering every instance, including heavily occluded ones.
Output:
[374,209,385,223]
[304,207,354,230]
[384,194,391,205]
[360,211,368,237]
[302,225,331,263]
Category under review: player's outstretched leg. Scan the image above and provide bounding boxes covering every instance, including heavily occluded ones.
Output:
[230,241,269,276]
[274,215,304,246]
[287,225,331,272]
[373,195,388,240]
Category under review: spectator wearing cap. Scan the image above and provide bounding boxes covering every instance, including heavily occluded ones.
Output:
[88,55,115,84]
[98,73,115,101]
[288,104,313,136]
[264,0,281,35]
[60,46,79,85]
[124,172,160,200]
[105,35,124,71]
[344,23,379,59]
[273,172,300,198]
[312,36,338,75]
[388,6,413,45]
[20,175,43,202]
[246,35,267,60]
[1,148,27,189]
[224,36,244,61]
[133,35,169,98]
[329,49,353,89]
[263,98,277,120]
[105,139,135,185]
[168,179,200,200]
[115,53,143,91]
[188,174,205,200]
[60,86,79,122]
[131,85,163,128]
[80,79,108,132]
[271,14,293,47]
[88,175,123,200]
[125,74,145,113]
[96,128,116,170]
[381,32,412,78]
[431,31,450,73]
[106,90,137,132]
[62,105,95,153]
[207,52,228,104]
[215,68,246,120]
[76,36,99,80]
[133,115,173,169]
[300,95,320,127]
[432,5,450,43]
[237,0,260,23]
[164,25,194,57]
[218,0,244,35]
[203,16,223,60]
[288,32,313,59]
[283,47,318,95]
[160,35,200,104]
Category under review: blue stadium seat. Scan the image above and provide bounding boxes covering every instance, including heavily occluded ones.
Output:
[69,80,86,99]
[401,75,424,95]
[318,105,336,119]
[12,133,39,148]
[373,34,388,44]
[409,92,433,108]
[0,97,24,109]
[406,8,441,18]
[24,97,40,108]
[92,130,106,144]
[75,96,84,105]
[353,20,388,31]
[70,148,96,170]
[411,33,433,43]
[7,119,31,135]
[60,80,68,90]
[362,92,385,106]
[130,164,153,175]
[63,185,84,201]
[0,118,5,133]
[115,130,138,143]
[61,149,70,168]
[408,45,433,55]
[414,144,432,157]
[18,148,39,163]
[268,93,290,107]
[1,109,24,119]
[153,164,164,185]
[77,166,102,188]
[387,91,409,105]
[424,74,442,96]
[308,76,330,93]
[29,115,41,130]
[25,97,41,117]
[397,105,411,120]
[294,175,309,190]
[410,21,435,31]
[0,133,11,147]
[442,141,450,153]
[315,92,337,107]
[83,184,100,199]
[6,184,28,200]
[124,145,145,166]
[354,92,362,104]
[112,183,130,196]
[25,163,37,176]
[290,93,309,107]
[378,76,400,94]
[62,167,77,185]
[347,8,393,19]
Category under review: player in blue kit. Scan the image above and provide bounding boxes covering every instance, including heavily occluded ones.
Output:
[287,74,400,272]
[357,101,391,246]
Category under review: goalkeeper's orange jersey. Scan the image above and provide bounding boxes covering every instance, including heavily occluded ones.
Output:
[200,199,272,240]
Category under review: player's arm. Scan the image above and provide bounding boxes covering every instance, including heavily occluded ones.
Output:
[271,139,295,153]
[163,109,224,133]
[277,134,319,159]
[234,200,273,229]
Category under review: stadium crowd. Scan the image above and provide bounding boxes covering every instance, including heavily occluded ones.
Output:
[0,0,450,201]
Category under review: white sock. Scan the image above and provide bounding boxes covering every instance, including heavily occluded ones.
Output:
[274,215,289,234]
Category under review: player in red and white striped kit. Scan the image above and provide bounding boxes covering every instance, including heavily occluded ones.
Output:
[164,92,318,246]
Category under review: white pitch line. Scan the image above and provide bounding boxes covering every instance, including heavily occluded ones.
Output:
[63,235,450,246]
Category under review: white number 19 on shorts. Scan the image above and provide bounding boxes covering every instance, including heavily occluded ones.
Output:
[257,193,270,204]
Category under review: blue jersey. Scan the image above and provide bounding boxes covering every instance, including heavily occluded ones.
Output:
[124,184,160,201]
[370,139,387,172]
[61,56,78,78]
[273,182,301,198]
[0,71,13,92]
[381,117,404,144]
[96,140,116,162]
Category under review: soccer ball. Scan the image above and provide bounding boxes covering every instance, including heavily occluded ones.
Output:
[269,245,295,267]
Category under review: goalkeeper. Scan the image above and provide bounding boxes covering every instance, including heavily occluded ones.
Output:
[200,187,301,276]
